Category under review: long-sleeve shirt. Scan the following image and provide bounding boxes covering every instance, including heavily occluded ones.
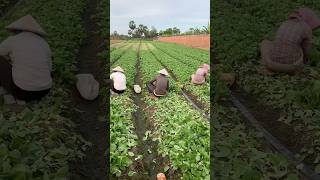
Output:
[110,71,126,91]
[271,19,312,64]
[0,32,52,91]
[192,68,208,84]
[150,75,169,96]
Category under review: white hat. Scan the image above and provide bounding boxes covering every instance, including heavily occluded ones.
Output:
[134,85,141,93]
[6,15,47,36]
[158,69,169,76]
[112,66,124,73]
[76,74,100,100]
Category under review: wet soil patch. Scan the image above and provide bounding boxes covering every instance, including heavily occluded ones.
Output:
[69,0,107,179]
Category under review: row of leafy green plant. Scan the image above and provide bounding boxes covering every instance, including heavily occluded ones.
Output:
[213,0,320,173]
[140,43,210,179]
[110,44,140,177]
[212,75,301,179]
[149,42,210,112]
[0,0,90,179]
[0,0,17,16]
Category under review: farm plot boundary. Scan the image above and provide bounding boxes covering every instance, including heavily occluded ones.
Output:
[157,34,210,50]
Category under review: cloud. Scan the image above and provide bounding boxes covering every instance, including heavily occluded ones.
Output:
[110,0,209,34]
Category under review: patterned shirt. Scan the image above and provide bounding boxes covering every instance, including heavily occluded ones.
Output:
[271,19,312,64]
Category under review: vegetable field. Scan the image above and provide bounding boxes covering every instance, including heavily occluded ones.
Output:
[213,0,320,179]
[110,41,210,179]
[0,0,106,179]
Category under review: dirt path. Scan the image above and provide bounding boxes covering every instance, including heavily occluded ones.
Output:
[69,0,107,179]
[126,42,166,179]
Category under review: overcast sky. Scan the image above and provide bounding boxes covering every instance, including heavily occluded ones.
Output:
[110,0,210,35]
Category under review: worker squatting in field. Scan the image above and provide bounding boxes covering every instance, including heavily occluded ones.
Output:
[147,69,169,97]
[0,15,100,108]
[110,62,211,97]
[261,7,320,74]
[191,63,210,85]
[110,66,127,95]
[0,15,52,104]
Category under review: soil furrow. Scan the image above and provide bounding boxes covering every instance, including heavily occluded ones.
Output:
[152,44,195,67]
[111,44,134,65]
[147,44,209,121]
[229,88,319,179]
[69,0,106,179]
[110,42,128,52]
[128,41,167,179]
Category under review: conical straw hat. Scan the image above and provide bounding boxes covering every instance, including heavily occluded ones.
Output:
[112,66,124,73]
[76,74,100,100]
[201,64,210,70]
[134,85,141,93]
[289,8,320,30]
[158,69,169,76]
[6,15,47,36]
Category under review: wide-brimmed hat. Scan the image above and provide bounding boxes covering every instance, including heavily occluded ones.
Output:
[112,66,124,73]
[289,8,320,30]
[76,74,100,100]
[158,69,169,76]
[6,15,47,36]
[201,64,210,70]
[134,85,141,93]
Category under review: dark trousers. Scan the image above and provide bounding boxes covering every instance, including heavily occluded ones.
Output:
[147,82,155,93]
[0,56,50,102]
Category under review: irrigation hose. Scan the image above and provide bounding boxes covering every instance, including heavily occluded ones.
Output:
[181,91,210,121]
[229,93,320,180]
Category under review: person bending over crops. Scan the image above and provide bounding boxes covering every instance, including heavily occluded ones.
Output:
[147,69,169,97]
[0,15,52,102]
[110,66,126,94]
[191,64,210,85]
[261,8,320,74]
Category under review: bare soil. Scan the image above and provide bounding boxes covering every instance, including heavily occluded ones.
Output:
[69,0,107,179]
[157,35,210,50]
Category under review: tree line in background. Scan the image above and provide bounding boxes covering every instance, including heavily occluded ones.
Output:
[111,20,210,39]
